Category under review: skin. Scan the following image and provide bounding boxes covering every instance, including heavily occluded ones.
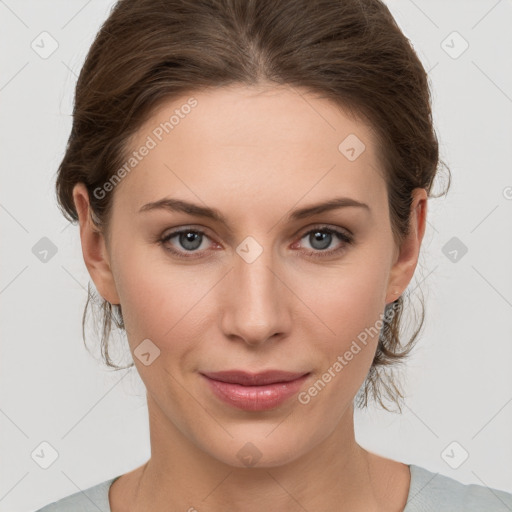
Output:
[73,83,427,511]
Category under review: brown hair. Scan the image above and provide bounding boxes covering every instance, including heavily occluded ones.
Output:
[56,0,450,412]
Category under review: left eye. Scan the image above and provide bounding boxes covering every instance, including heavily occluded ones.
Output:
[298,227,353,254]
[158,225,353,259]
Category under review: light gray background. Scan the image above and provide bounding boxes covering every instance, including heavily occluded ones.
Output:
[1,1,511,510]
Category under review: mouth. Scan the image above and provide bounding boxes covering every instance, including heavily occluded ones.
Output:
[201,369,310,386]
[200,370,311,411]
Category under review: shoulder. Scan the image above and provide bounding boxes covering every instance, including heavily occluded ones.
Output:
[405,464,512,512]
[33,476,120,512]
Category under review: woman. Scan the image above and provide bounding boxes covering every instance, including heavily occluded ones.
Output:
[36,0,512,510]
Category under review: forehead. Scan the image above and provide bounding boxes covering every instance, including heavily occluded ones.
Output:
[114,84,386,216]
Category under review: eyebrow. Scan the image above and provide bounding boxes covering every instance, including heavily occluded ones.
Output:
[138,196,370,224]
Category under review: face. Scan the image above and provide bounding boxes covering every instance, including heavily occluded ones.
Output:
[75,84,426,468]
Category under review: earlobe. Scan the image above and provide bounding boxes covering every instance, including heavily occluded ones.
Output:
[72,183,121,305]
[385,188,428,304]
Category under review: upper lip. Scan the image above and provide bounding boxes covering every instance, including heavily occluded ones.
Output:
[201,370,310,386]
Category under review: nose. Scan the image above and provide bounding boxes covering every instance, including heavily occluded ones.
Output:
[220,245,292,347]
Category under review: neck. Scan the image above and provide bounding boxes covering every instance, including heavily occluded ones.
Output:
[118,395,405,511]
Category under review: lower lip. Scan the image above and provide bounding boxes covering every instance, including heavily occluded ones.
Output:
[202,374,310,411]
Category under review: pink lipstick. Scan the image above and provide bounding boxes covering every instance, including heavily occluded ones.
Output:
[201,370,310,411]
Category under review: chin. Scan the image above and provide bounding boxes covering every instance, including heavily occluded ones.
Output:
[194,425,315,469]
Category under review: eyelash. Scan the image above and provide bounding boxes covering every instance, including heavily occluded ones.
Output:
[157,225,354,260]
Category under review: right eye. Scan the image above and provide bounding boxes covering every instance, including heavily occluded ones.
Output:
[158,228,215,258]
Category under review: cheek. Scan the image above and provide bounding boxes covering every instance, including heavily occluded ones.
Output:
[303,253,389,340]
[112,248,216,355]
[297,251,390,393]
[296,267,388,416]
[111,247,178,336]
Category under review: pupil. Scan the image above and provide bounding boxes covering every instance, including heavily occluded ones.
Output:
[312,231,331,250]
[181,232,201,250]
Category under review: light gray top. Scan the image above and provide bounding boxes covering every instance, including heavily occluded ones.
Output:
[34,464,512,511]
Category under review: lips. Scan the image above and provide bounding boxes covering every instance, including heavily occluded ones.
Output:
[201,370,309,386]
[200,370,311,411]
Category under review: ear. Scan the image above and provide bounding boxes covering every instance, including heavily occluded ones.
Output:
[385,188,428,304]
[72,183,120,305]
